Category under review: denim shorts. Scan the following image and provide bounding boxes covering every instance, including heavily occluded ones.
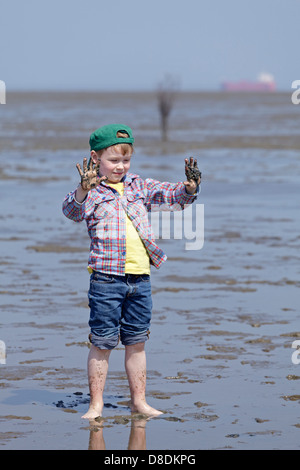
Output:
[88,272,152,350]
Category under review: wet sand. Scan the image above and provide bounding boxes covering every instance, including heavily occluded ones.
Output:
[0,91,299,449]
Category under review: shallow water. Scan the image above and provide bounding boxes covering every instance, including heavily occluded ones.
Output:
[0,91,299,449]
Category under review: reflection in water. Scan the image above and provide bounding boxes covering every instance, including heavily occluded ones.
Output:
[88,414,147,450]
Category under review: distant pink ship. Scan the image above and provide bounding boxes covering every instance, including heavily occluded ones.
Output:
[221,73,276,92]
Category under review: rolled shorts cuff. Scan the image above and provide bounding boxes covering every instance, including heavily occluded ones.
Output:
[89,332,119,350]
[121,330,150,346]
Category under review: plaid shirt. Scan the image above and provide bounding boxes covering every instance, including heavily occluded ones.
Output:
[62,172,199,275]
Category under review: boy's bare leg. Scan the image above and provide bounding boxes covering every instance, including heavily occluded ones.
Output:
[82,344,111,419]
[125,342,162,417]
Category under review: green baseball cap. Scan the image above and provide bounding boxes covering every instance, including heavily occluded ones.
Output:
[89,124,134,151]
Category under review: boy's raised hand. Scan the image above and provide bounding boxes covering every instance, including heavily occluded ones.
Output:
[184,157,201,194]
[76,157,107,191]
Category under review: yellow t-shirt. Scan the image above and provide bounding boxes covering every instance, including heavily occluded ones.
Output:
[108,182,150,275]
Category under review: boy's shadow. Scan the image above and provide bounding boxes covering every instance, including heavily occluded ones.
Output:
[88,414,148,450]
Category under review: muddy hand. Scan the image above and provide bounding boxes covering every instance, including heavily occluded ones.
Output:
[76,157,107,190]
[184,157,201,193]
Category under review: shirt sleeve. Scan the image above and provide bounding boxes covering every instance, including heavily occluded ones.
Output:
[62,188,96,222]
[143,178,200,211]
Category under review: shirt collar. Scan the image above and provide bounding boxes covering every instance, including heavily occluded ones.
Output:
[96,172,139,193]
[122,172,139,186]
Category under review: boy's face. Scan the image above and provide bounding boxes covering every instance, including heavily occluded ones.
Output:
[91,145,132,184]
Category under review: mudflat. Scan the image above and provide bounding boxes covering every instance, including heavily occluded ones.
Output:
[0,91,299,449]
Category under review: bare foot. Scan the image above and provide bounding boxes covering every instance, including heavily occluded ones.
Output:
[131,401,163,417]
[81,404,103,420]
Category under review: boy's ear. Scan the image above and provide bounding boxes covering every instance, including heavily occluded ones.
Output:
[90,150,98,164]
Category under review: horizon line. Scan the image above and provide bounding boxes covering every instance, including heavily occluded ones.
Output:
[4,86,291,93]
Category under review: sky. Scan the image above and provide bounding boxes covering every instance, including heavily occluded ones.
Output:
[0,0,298,91]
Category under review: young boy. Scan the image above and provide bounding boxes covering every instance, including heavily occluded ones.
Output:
[62,124,201,419]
